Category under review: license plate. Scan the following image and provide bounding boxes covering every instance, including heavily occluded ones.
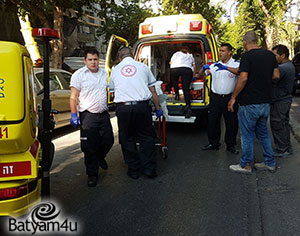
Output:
[0,161,31,178]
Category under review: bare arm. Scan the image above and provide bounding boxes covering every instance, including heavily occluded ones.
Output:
[149,86,160,110]
[198,68,206,77]
[272,67,280,81]
[228,72,248,112]
[70,87,80,113]
[193,64,196,77]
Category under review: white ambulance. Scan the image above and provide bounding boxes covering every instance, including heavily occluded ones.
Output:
[106,14,219,123]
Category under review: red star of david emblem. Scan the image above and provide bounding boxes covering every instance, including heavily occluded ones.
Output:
[121,65,137,77]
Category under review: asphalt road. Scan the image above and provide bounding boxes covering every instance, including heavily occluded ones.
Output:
[49,105,300,236]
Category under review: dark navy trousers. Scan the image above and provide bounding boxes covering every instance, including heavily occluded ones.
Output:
[79,111,114,177]
[116,102,157,172]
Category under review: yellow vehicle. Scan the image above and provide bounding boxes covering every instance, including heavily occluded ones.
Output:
[106,14,219,123]
[0,41,41,218]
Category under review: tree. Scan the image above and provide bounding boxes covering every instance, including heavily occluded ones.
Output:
[220,0,296,60]
[280,21,300,58]
[233,0,293,50]
[0,0,24,45]
[97,0,154,45]
[8,0,95,68]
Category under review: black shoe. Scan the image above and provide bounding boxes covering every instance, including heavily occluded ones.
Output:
[87,176,98,187]
[185,107,192,118]
[175,94,180,100]
[143,169,158,178]
[99,158,108,170]
[201,143,219,151]
[127,169,139,179]
[227,146,239,155]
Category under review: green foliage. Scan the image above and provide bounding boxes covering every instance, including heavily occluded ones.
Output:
[221,0,294,58]
[294,40,300,54]
[97,0,155,45]
[230,0,291,49]
[8,0,95,27]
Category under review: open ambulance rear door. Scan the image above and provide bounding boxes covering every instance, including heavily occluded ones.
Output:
[105,34,128,107]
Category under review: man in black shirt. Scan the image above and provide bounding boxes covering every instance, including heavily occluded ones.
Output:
[228,31,280,174]
[270,44,295,157]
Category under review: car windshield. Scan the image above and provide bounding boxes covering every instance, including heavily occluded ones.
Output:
[60,72,71,84]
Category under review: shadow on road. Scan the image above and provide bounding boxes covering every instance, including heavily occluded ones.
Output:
[52,125,78,140]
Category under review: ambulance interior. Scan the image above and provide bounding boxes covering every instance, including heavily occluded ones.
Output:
[136,41,205,103]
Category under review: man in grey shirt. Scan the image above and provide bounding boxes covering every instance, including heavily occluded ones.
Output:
[271,44,295,157]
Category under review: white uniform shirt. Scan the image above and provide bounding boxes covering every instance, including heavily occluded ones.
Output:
[70,66,108,113]
[170,51,195,71]
[109,57,156,103]
[208,57,240,95]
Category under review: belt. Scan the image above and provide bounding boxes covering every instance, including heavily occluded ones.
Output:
[81,110,107,115]
[212,92,232,98]
[117,100,150,106]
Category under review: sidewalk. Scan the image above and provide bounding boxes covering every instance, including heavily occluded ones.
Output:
[255,95,300,236]
[290,95,300,143]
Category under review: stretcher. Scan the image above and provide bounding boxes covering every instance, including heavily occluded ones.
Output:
[155,116,168,159]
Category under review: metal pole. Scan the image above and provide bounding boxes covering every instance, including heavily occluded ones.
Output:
[41,38,52,199]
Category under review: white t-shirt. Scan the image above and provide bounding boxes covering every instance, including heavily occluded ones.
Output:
[109,57,156,103]
[170,51,195,71]
[208,57,240,95]
[70,66,108,113]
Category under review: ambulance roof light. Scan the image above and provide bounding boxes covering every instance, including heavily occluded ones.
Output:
[141,24,153,34]
[190,21,202,31]
[32,28,59,39]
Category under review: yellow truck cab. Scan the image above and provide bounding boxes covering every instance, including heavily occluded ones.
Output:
[0,41,41,218]
[106,14,219,123]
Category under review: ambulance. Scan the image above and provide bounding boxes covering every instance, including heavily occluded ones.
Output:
[0,42,42,218]
[106,14,219,123]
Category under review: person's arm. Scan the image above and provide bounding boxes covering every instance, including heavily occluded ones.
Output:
[198,64,210,77]
[272,67,280,81]
[69,68,76,73]
[228,72,248,112]
[192,63,196,77]
[69,86,81,127]
[149,86,160,110]
[70,87,80,113]
[227,67,239,75]
[214,63,239,75]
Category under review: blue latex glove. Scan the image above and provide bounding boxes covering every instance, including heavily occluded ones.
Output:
[155,109,163,119]
[70,112,80,128]
[214,63,228,71]
[202,64,210,71]
[192,77,197,81]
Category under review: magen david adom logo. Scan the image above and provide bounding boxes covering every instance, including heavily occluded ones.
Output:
[121,65,137,77]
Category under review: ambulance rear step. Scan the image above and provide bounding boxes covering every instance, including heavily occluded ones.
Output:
[152,115,196,123]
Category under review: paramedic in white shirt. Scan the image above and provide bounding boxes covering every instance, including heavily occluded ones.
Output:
[199,43,240,155]
[170,46,196,118]
[109,47,162,180]
[69,48,114,187]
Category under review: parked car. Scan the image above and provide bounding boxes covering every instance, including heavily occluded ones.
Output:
[34,68,72,128]
[292,52,300,94]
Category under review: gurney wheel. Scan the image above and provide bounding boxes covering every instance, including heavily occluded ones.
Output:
[162,146,168,159]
